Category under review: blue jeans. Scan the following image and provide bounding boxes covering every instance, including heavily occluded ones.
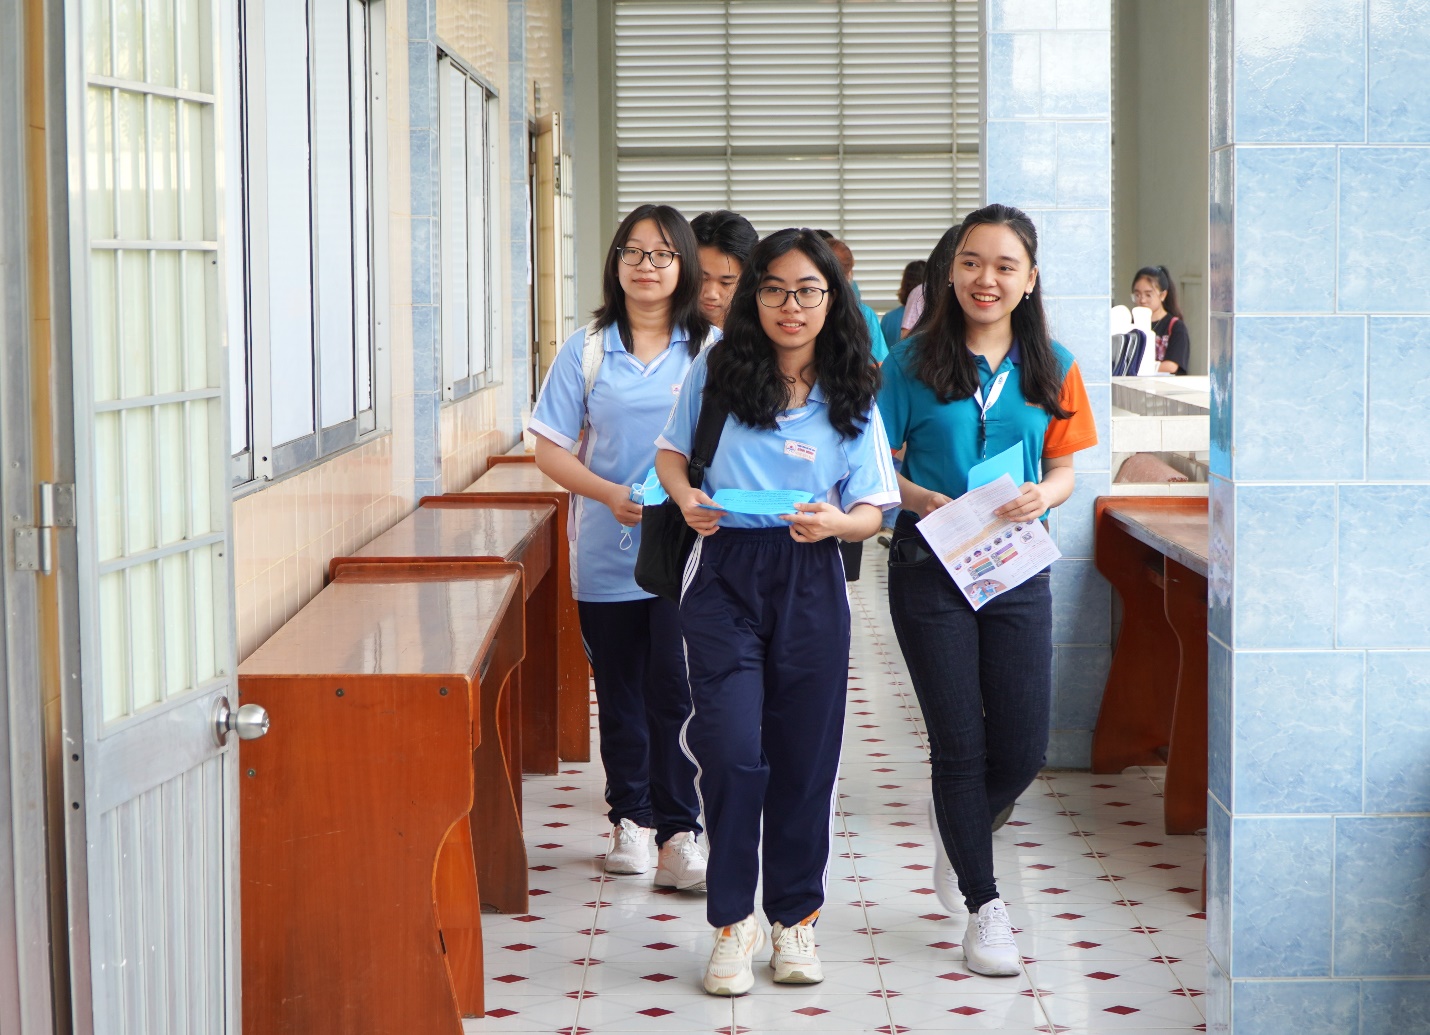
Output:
[886,519,1053,910]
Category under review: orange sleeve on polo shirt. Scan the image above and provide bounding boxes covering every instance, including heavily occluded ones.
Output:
[1041,362,1099,459]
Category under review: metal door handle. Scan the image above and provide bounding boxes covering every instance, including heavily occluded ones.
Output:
[214,697,270,746]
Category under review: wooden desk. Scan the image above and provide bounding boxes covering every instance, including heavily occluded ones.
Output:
[239,566,525,1032]
[455,464,589,763]
[490,450,537,467]
[1091,497,1208,835]
[332,501,560,776]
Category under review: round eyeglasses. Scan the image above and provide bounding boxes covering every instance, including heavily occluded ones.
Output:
[757,286,830,308]
[619,247,679,268]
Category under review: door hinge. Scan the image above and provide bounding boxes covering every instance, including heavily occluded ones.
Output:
[14,483,75,574]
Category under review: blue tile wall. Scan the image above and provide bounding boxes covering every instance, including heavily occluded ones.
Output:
[1233,0,1365,143]
[1231,979,1360,1035]
[1231,652,1363,814]
[1230,316,1365,482]
[1339,148,1430,313]
[1218,4,1430,1024]
[1361,980,1430,1035]
[1368,0,1430,142]
[1335,817,1430,975]
[1337,485,1430,648]
[1233,485,1337,647]
[986,0,1112,763]
[1368,318,1430,479]
[1231,816,1334,977]
[1232,148,1338,313]
[1364,653,1430,813]
[1206,799,1231,968]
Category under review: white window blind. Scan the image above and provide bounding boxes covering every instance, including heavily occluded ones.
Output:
[613,0,982,310]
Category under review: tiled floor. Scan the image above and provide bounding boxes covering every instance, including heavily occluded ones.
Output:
[467,563,1207,1034]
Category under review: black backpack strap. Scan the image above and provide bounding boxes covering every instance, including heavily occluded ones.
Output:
[687,389,729,491]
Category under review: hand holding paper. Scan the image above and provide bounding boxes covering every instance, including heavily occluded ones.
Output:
[701,488,815,515]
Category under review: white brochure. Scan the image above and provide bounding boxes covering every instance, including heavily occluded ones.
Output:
[915,474,1062,611]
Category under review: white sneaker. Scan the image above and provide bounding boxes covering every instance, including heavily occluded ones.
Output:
[962,898,1021,976]
[769,913,824,984]
[604,818,651,874]
[654,831,708,891]
[703,915,765,996]
[929,798,962,915]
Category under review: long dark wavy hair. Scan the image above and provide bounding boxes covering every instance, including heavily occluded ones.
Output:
[908,225,962,336]
[705,228,879,440]
[1133,265,1183,320]
[591,204,710,356]
[911,204,1070,420]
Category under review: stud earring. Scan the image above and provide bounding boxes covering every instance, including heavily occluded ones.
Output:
[1024,291,1032,300]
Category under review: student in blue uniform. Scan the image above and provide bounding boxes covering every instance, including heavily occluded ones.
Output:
[656,228,900,996]
[529,204,713,891]
[692,209,759,329]
[878,204,1098,977]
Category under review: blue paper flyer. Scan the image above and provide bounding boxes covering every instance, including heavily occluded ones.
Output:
[701,488,815,515]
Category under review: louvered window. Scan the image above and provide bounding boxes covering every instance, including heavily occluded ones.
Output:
[613,0,981,310]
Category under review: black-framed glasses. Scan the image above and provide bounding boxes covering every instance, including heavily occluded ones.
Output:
[757,286,829,308]
[619,247,679,268]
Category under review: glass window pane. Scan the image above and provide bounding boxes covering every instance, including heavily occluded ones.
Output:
[116,90,147,240]
[264,0,317,445]
[152,250,182,394]
[351,0,373,413]
[183,250,211,390]
[150,97,179,240]
[119,250,152,397]
[467,80,487,378]
[193,544,221,683]
[124,406,156,555]
[156,402,186,545]
[85,0,113,76]
[313,0,356,429]
[144,0,177,88]
[128,562,161,712]
[86,87,115,239]
[90,250,119,402]
[100,571,129,722]
[161,552,192,697]
[178,101,205,242]
[440,62,470,386]
[177,0,205,92]
[114,0,143,81]
[187,399,215,537]
[95,412,124,563]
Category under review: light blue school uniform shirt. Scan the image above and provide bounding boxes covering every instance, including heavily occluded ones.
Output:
[529,323,710,601]
[861,303,889,363]
[657,349,901,530]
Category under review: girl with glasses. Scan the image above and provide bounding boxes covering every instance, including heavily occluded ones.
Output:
[655,228,900,996]
[1130,265,1190,374]
[529,204,713,891]
[877,204,1098,977]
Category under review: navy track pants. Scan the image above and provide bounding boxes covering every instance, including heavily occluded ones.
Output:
[578,597,701,845]
[678,527,850,928]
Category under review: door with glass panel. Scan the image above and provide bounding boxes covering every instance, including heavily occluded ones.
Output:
[67,0,246,1029]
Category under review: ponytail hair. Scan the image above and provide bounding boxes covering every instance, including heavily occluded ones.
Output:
[1133,265,1183,321]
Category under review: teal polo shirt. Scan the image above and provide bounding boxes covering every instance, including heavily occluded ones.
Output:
[877,336,1098,510]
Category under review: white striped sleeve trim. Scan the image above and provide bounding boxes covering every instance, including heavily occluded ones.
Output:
[529,419,577,452]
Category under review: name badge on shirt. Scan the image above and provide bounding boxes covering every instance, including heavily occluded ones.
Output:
[784,440,817,462]
[672,383,682,395]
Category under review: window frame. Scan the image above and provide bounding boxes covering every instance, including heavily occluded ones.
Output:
[231,0,391,489]
[436,45,502,403]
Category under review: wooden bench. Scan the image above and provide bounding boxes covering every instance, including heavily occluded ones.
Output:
[239,565,526,1032]
[1091,496,1208,835]
[331,500,561,776]
[453,463,589,763]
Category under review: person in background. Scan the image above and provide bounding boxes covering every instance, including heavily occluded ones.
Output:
[878,204,1098,977]
[692,209,760,329]
[823,235,888,363]
[882,259,925,348]
[1130,265,1190,374]
[900,224,962,339]
[529,204,712,891]
[656,228,899,996]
